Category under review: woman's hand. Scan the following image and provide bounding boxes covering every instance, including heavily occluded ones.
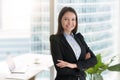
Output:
[56,60,77,69]
[85,52,91,60]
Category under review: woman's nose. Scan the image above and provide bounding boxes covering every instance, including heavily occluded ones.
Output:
[68,20,72,25]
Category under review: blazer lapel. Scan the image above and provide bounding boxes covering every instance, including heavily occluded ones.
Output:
[74,35,85,60]
[59,34,77,60]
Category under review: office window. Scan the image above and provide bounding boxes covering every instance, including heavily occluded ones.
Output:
[31,0,50,54]
[53,0,119,80]
[31,0,51,80]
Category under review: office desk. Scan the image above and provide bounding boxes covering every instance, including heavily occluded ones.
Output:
[0,53,54,80]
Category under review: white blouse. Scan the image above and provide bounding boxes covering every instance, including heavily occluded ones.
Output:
[64,33,81,60]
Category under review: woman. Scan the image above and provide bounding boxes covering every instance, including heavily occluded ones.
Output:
[50,7,97,80]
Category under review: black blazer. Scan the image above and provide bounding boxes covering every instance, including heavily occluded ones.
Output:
[50,33,97,80]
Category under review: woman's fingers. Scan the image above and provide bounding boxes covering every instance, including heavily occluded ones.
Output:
[56,60,68,68]
[85,52,91,60]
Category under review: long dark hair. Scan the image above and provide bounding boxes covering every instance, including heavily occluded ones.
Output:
[56,7,78,35]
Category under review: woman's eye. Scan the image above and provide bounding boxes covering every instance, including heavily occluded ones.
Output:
[64,18,68,20]
[72,19,75,21]
[64,18,75,21]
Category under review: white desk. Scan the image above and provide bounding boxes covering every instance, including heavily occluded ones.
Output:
[0,53,54,80]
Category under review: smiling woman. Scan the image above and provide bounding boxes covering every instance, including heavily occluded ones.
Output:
[0,0,120,80]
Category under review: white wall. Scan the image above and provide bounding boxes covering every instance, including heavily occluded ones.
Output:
[0,0,32,38]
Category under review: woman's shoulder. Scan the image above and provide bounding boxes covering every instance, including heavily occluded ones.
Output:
[50,34,60,41]
[50,34,58,38]
[75,32,84,39]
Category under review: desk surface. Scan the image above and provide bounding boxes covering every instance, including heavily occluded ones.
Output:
[0,53,53,80]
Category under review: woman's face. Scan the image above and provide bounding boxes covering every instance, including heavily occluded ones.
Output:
[61,11,76,34]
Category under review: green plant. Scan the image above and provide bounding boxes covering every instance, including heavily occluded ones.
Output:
[85,54,120,80]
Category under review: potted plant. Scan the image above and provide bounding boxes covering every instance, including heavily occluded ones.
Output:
[85,54,120,80]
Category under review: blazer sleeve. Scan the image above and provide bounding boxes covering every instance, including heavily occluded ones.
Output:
[50,35,80,76]
[76,33,97,70]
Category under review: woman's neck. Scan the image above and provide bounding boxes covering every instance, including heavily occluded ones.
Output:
[64,31,71,35]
